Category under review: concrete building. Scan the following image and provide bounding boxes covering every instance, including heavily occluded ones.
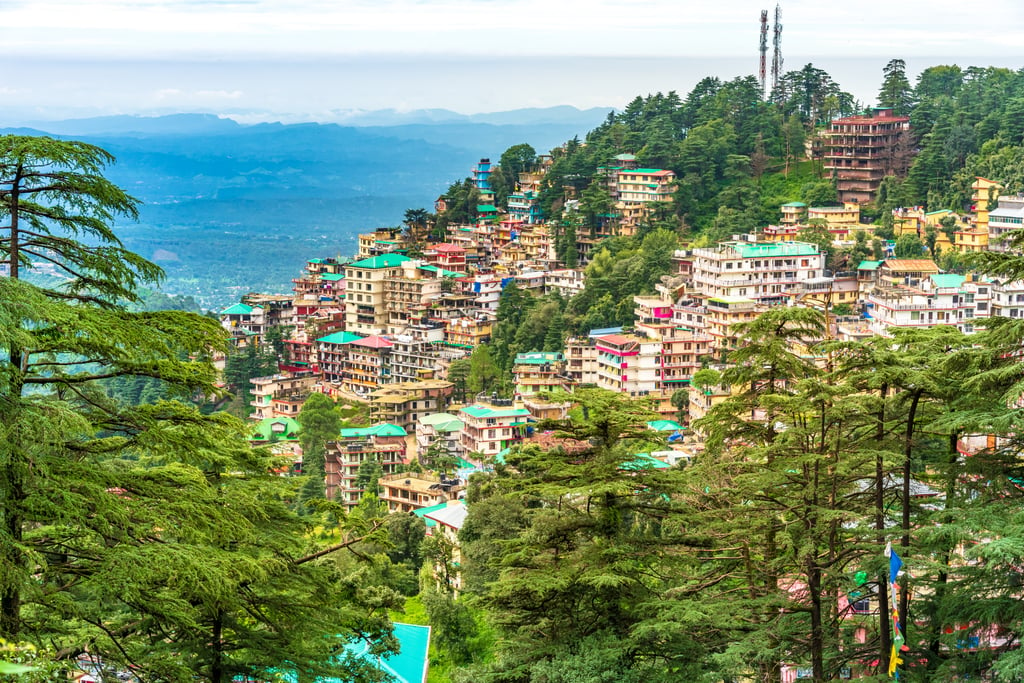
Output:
[822,108,912,204]
[368,379,454,431]
[512,351,570,398]
[249,372,317,420]
[324,423,408,506]
[987,193,1024,253]
[867,273,991,336]
[345,253,414,335]
[458,402,531,457]
[379,472,464,513]
[955,177,1002,253]
[692,240,825,306]
[416,412,465,461]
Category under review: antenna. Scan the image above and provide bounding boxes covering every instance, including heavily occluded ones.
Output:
[771,3,783,95]
[759,10,769,99]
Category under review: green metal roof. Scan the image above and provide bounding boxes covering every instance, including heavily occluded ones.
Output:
[340,423,407,438]
[621,453,671,471]
[250,417,301,441]
[220,303,253,315]
[348,253,412,269]
[316,331,365,344]
[514,351,565,365]
[647,420,683,432]
[858,260,882,271]
[781,201,807,207]
[421,264,466,278]
[460,404,531,419]
[477,204,498,213]
[930,273,966,289]
[320,272,344,281]
[629,168,672,174]
[412,502,447,527]
[419,413,464,432]
[733,242,819,258]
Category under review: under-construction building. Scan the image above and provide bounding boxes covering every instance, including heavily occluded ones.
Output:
[822,107,912,204]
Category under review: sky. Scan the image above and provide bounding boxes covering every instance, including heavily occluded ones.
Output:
[1,0,1022,122]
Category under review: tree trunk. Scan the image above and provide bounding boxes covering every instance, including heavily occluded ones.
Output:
[875,384,892,670]
[899,389,923,632]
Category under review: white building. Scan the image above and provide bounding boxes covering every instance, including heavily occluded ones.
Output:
[692,240,825,306]
[867,273,991,335]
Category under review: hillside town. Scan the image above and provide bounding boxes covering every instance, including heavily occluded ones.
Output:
[220,107,1020,548]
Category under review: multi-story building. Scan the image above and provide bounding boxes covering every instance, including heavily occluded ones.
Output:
[357,227,404,257]
[867,273,992,335]
[220,294,293,343]
[692,240,825,306]
[382,261,447,333]
[956,177,1002,252]
[616,168,675,203]
[342,335,394,396]
[344,253,413,335]
[704,296,765,352]
[512,352,570,397]
[324,423,408,505]
[822,107,912,204]
[458,402,531,457]
[416,412,465,461]
[379,472,465,514]
[563,336,599,386]
[544,268,586,297]
[780,201,807,225]
[316,331,364,384]
[249,372,317,420]
[444,316,493,349]
[424,243,467,272]
[368,379,454,431]
[990,279,1024,319]
[388,328,445,383]
[508,190,543,225]
[987,193,1024,253]
[593,333,662,397]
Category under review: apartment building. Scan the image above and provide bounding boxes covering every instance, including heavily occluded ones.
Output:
[987,193,1024,253]
[379,472,465,514]
[955,177,1002,252]
[692,240,825,306]
[316,331,364,384]
[593,333,662,397]
[458,402,531,456]
[249,372,317,420]
[342,335,394,396]
[368,379,454,431]
[345,253,413,335]
[416,412,465,461]
[324,423,408,505]
[512,352,570,397]
[822,107,911,204]
[867,273,992,335]
[989,279,1024,319]
[563,336,600,386]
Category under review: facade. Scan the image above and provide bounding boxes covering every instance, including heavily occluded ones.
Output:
[379,472,464,513]
[780,201,807,225]
[867,273,992,335]
[822,107,912,204]
[990,279,1024,319]
[987,193,1024,253]
[616,168,675,203]
[564,336,599,386]
[324,423,408,505]
[692,240,825,306]
[344,253,413,335]
[316,331,364,384]
[342,335,394,396]
[458,402,531,456]
[416,412,465,461]
[593,333,662,397]
[368,379,454,431]
[512,352,570,397]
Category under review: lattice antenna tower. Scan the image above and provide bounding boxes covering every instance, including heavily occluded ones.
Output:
[759,10,769,99]
[771,4,783,95]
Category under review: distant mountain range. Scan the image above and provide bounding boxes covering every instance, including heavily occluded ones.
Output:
[3,106,611,308]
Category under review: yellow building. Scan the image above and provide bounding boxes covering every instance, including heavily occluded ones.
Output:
[956,177,1002,253]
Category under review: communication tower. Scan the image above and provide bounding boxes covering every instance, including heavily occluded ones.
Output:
[771,4,783,95]
[759,10,769,99]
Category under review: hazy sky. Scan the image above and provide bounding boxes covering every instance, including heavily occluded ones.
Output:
[2,0,1022,121]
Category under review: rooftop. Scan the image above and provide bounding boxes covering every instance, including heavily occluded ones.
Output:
[220,303,254,315]
[424,501,469,530]
[881,259,939,273]
[930,273,966,289]
[317,331,365,345]
[339,423,407,438]
[729,241,820,259]
[460,404,531,419]
[250,417,301,441]
[348,253,413,269]
[418,413,464,433]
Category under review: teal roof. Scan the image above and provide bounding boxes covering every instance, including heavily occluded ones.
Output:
[630,168,671,174]
[493,447,511,465]
[220,303,253,315]
[421,264,466,278]
[514,351,565,365]
[461,404,531,419]
[781,201,807,207]
[412,502,447,527]
[622,453,671,471]
[858,260,882,271]
[349,253,412,269]
[320,272,344,282]
[340,423,407,438]
[926,209,952,216]
[338,622,430,683]
[647,419,683,432]
[419,413,463,433]
[477,204,498,213]
[733,241,819,258]
[930,273,966,289]
[317,331,365,345]
[250,417,301,441]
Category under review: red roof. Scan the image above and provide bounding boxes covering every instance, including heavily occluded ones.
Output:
[595,334,632,346]
[351,335,394,349]
[432,243,465,253]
